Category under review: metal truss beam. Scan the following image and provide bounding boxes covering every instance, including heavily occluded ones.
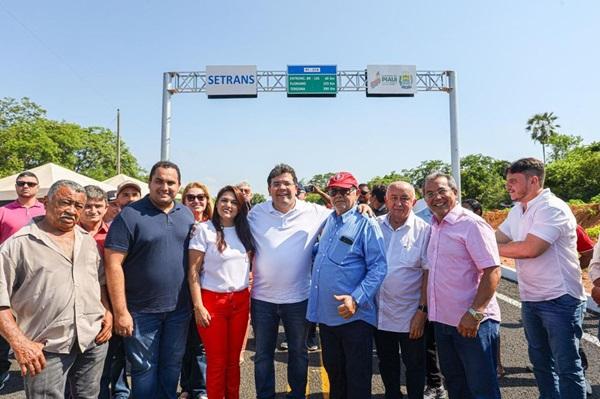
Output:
[165,70,450,94]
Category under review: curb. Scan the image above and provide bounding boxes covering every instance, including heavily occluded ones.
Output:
[500,264,600,314]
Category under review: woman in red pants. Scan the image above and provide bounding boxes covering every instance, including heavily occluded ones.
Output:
[188,185,254,399]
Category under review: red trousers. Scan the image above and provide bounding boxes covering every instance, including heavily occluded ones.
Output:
[197,288,250,399]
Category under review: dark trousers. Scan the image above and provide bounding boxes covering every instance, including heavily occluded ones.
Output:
[319,321,375,399]
[375,329,426,399]
[0,337,10,376]
[180,318,207,396]
[425,321,444,388]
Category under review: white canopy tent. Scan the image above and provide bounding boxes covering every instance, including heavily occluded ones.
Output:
[0,163,115,202]
[102,174,149,196]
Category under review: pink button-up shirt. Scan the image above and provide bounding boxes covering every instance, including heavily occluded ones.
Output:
[0,200,46,245]
[427,205,501,327]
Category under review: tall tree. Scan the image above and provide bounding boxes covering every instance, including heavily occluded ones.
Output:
[460,154,510,209]
[547,133,583,162]
[0,97,145,179]
[526,112,560,163]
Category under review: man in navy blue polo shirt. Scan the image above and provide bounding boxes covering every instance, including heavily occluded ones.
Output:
[104,161,194,399]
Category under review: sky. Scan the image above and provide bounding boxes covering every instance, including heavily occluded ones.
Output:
[1,0,599,196]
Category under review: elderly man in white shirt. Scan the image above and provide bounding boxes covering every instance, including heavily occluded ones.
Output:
[375,181,431,399]
[497,157,587,399]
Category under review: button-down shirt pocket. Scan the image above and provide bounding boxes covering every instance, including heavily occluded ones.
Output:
[327,238,354,265]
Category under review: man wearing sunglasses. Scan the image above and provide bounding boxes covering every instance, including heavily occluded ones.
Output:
[0,171,46,390]
[307,172,387,399]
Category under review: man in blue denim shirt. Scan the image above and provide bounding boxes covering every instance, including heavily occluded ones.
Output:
[307,172,387,399]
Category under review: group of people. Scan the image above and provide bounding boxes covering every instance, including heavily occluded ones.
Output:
[0,157,598,399]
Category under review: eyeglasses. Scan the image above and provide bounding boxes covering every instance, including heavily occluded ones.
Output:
[16,181,38,187]
[185,194,208,202]
[328,188,355,197]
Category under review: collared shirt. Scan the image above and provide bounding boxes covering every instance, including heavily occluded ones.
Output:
[415,206,433,224]
[0,200,46,244]
[307,206,387,327]
[377,212,430,333]
[105,195,195,313]
[588,241,600,284]
[79,222,110,254]
[248,199,331,304]
[0,221,105,354]
[499,188,585,301]
[189,221,250,292]
[427,205,501,327]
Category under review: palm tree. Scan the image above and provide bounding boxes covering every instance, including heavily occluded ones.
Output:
[526,112,560,163]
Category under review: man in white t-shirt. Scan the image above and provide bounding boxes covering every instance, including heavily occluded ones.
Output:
[248,164,332,399]
[496,157,587,399]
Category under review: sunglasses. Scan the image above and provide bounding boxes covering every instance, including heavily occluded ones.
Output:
[328,188,355,197]
[360,190,370,195]
[16,181,38,187]
[186,194,208,202]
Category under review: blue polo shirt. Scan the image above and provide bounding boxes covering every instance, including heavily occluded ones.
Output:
[307,206,387,327]
[105,195,194,313]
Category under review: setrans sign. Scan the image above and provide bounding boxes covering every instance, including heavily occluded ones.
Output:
[205,65,257,98]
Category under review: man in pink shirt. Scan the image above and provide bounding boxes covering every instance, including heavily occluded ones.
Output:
[423,172,501,399]
[0,171,46,391]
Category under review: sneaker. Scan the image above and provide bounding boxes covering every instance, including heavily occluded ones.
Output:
[586,378,593,396]
[424,385,447,399]
[278,341,288,351]
[306,335,319,352]
[0,371,9,391]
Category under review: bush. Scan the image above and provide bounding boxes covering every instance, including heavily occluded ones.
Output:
[587,225,600,240]
[568,199,586,205]
[590,193,600,204]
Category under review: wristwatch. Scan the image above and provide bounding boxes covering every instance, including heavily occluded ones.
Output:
[467,307,484,322]
[417,304,428,313]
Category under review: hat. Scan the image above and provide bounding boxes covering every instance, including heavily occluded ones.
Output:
[327,172,358,189]
[106,190,118,202]
[117,181,142,196]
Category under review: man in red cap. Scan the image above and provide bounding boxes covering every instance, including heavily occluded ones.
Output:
[307,171,387,399]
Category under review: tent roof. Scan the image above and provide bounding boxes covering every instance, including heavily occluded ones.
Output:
[102,174,149,196]
[0,163,115,201]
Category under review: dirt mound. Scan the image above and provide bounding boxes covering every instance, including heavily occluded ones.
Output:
[483,203,600,230]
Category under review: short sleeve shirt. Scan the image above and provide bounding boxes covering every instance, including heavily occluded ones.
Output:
[0,200,46,244]
[189,221,251,292]
[427,206,501,327]
[104,196,195,313]
[377,213,430,333]
[248,200,331,304]
[0,222,105,354]
[499,189,585,301]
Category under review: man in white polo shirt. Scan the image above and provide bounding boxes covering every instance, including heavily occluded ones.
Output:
[496,157,587,399]
[248,164,332,399]
[375,181,432,399]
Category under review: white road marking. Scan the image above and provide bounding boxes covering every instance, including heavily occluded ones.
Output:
[496,292,600,348]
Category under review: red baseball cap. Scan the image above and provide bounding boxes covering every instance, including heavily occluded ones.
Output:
[327,172,358,189]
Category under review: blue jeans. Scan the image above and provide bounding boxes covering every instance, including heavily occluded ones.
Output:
[251,298,308,399]
[434,320,501,399]
[179,317,207,397]
[522,294,586,399]
[123,307,191,399]
[98,335,130,399]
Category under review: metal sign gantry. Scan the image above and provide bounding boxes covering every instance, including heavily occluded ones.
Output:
[161,69,460,194]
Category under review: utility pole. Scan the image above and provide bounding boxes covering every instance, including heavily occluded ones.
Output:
[116,108,121,175]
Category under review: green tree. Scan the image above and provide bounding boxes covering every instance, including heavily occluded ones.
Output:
[0,97,46,129]
[306,173,335,189]
[0,97,145,179]
[367,171,409,187]
[402,160,451,190]
[460,154,510,209]
[545,141,600,202]
[251,193,267,205]
[546,133,583,162]
[526,112,560,163]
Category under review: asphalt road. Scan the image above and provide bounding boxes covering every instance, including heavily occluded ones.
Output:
[1,278,599,398]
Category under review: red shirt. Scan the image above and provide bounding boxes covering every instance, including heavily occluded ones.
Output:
[0,200,46,244]
[576,225,595,253]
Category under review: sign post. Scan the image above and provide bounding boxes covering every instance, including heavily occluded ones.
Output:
[287,65,337,97]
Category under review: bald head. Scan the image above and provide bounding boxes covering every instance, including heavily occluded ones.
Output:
[385,181,416,227]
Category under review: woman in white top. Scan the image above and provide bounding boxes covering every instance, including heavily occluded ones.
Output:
[188,185,254,399]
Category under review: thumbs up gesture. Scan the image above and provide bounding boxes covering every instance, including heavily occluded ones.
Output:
[334,294,357,319]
